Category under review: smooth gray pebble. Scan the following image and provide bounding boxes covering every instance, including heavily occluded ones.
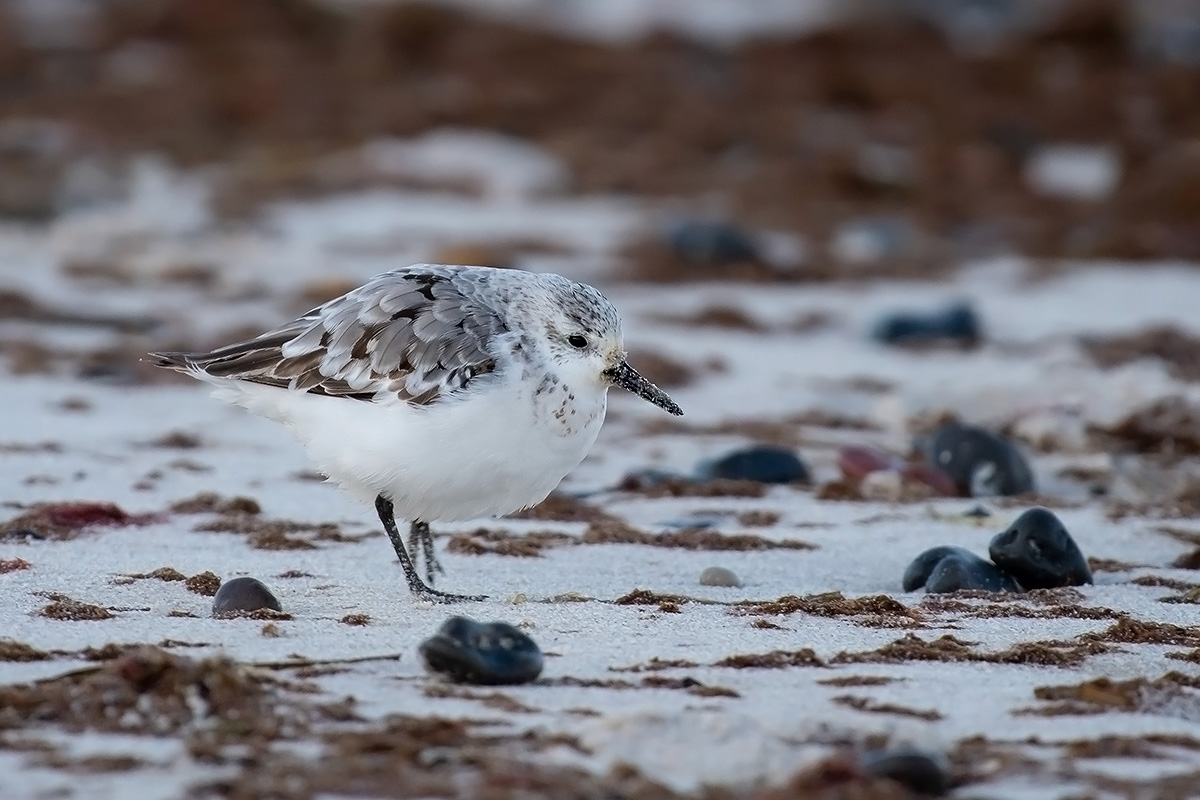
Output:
[699,566,742,587]
[212,576,282,615]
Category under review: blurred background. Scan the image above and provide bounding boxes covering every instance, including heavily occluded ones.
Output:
[1,0,1198,275]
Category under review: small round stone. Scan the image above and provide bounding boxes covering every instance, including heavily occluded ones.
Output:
[871,301,980,347]
[903,545,1019,593]
[923,421,1034,497]
[699,566,741,587]
[419,616,543,685]
[861,748,949,796]
[704,445,810,484]
[211,577,282,616]
[988,506,1092,589]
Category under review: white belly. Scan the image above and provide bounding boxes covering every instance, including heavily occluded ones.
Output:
[211,377,607,522]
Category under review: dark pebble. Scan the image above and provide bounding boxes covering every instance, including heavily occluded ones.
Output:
[926,553,1020,594]
[903,546,962,591]
[704,445,809,484]
[872,301,980,347]
[861,748,949,796]
[211,577,282,615]
[419,616,543,685]
[903,546,1019,593]
[988,506,1092,589]
[922,421,1034,497]
[668,221,759,267]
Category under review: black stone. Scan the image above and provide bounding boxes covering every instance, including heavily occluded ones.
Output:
[903,546,1019,594]
[926,553,1020,594]
[704,445,809,484]
[989,506,1092,589]
[923,421,1034,497]
[903,546,963,591]
[420,616,543,685]
[872,302,981,347]
[861,748,950,796]
[668,221,759,267]
[211,577,282,615]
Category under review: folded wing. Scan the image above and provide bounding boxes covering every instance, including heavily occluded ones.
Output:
[151,266,509,406]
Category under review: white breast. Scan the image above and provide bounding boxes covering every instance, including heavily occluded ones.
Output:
[213,374,608,523]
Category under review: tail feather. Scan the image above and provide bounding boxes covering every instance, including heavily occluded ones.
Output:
[149,330,296,376]
[148,351,197,371]
[148,344,304,394]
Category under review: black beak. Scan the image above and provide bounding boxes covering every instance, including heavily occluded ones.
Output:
[604,360,683,416]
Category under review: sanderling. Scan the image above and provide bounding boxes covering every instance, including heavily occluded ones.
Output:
[152,264,682,602]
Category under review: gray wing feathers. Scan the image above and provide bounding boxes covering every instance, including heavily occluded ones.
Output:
[154,266,509,405]
[369,321,410,373]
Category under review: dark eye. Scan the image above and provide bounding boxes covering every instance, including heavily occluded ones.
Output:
[567,334,588,349]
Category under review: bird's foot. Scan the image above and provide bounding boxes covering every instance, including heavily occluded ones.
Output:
[376,498,478,602]
[412,584,488,604]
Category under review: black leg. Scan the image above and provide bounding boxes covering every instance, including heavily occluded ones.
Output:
[375,495,485,603]
[408,519,445,585]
